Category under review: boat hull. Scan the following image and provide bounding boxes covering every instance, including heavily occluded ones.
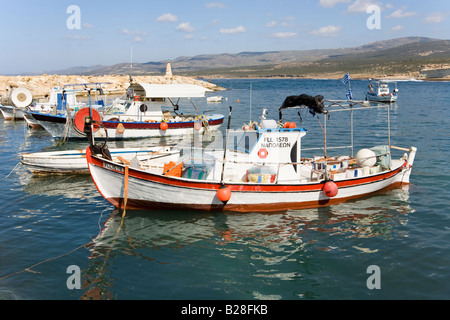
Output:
[22,147,172,174]
[366,93,397,103]
[26,111,224,139]
[0,105,25,120]
[86,147,413,213]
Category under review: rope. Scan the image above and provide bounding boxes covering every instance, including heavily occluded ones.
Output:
[5,162,21,179]
[120,165,129,227]
[0,206,111,282]
[0,244,87,281]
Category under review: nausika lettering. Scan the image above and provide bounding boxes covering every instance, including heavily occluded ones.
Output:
[181,304,215,317]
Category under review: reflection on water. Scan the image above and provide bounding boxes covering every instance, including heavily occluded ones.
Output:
[80,185,413,299]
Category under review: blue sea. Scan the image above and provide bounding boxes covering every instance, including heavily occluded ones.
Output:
[1,79,449,304]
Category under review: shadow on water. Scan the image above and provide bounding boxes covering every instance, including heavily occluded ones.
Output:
[79,185,414,299]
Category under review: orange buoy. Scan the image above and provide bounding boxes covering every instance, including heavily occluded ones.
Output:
[194,121,202,131]
[116,122,125,134]
[160,122,168,131]
[289,122,296,128]
[217,184,231,203]
[323,181,338,197]
[283,122,290,128]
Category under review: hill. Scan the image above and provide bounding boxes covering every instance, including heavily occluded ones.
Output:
[23,37,450,79]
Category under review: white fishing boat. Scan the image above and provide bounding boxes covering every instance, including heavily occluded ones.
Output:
[21,146,174,174]
[84,94,417,213]
[25,82,224,140]
[366,80,398,103]
[207,95,223,102]
[0,105,25,120]
[0,87,32,120]
[23,85,93,128]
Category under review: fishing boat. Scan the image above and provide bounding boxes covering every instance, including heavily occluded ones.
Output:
[84,94,416,213]
[25,82,224,140]
[23,85,99,128]
[0,87,33,120]
[207,95,223,102]
[21,146,174,174]
[366,80,398,103]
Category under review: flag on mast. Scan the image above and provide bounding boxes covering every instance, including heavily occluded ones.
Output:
[342,73,351,84]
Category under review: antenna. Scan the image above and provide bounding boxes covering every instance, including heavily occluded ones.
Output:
[129,46,134,83]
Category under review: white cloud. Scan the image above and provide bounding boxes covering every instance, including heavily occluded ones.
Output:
[157,13,178,22]
[387,7,416,19]
[391,25,405,31]
[120,29,148,36]
[424,12,447,23]
[220,26,246,34]
[319,0,350,8]
[266,21,277,28]
[310,25,342,37]
[206,2,225,9]
[176,22,195,33]
[133,36,144,43]
[82,22,93,29]
[270,32,297,39]
[65,35,92,40]
[346,0,382,13]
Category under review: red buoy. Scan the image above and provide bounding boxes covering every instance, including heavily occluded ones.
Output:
[217,185,231,203]
[289,122,296,128]
[284,122,290,128]
[160,122,168,131]
[323,181,338,197]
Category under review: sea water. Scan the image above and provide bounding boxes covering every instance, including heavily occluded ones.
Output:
[0,79,449,301]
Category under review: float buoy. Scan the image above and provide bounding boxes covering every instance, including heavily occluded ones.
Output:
[116,122,125,134]
[194,121,202,131]
[160,122,168,131]
[289,122,296,129]
[217,184,231,203]
[283,122,290,128]
[323,181,338,198]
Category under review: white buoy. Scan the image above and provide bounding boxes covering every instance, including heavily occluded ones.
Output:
[355,149,377,167]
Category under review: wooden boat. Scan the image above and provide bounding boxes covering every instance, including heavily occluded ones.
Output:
[21,146,174,174]
[366,80,398,103]
[25,83,224,140]
[85,96,416,213]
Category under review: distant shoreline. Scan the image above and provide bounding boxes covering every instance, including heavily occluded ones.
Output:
[1,73,448,100]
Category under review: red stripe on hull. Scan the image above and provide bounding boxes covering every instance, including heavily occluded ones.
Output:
[106,181,405,213]
[102,118,224,129]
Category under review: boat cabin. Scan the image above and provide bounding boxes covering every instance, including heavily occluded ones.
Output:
[107,83,212,122]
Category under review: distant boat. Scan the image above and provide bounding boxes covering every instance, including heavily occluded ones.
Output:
[366,80,398,103]
[207,96,223,102]
[25,82,224,140]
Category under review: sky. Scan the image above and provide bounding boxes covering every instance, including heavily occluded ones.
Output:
[0,0,449,74]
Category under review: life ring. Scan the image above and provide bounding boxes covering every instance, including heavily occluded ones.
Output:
[257,148,269,159]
